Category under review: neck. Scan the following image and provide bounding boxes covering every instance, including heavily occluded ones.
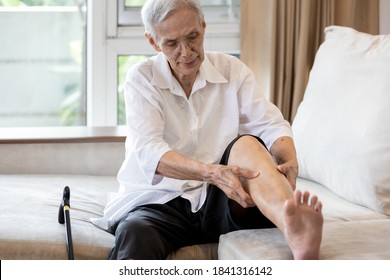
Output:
[179,79,194,98]
[172,71,197,99]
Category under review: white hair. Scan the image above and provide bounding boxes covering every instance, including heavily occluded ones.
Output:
[141,0,204,41]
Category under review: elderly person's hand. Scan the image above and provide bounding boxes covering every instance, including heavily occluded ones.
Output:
[206,165,259,208]
[270,136,298,190]
[277,160,298,190]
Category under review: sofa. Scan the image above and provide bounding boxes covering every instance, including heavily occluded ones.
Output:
[1,26,389,260]
[0,127,217,260]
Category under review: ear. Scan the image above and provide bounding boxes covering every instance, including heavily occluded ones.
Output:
[145,33,161,52]
[202,18,206,30]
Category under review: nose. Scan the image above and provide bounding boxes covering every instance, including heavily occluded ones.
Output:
[180,41,192,57]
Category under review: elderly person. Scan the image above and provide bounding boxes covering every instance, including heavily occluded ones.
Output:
[92,0,323,260]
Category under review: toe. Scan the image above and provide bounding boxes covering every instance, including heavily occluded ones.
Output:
[294,190,302,204]
[302,191,310,204]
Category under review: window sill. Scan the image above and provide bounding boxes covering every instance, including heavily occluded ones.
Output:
[0,126,127,144]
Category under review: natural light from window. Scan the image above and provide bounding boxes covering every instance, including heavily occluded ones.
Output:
[0,0,87,127]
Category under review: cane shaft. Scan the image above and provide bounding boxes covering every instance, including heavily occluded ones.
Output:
[64,208,74,260]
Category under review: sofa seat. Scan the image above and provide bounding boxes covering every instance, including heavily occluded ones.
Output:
[219,219,390,260]
[0,174,217,260]
[218,178,390,260]
[2,175,389,260]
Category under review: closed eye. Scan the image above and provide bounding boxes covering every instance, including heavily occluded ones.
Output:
[188,32,198,40]
[165,40,177,47]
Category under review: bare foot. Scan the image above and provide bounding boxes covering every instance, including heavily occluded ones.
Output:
[283,190,323,260]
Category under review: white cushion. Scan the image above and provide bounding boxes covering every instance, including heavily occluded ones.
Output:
[296,178,387,223]
[292,26,390,215]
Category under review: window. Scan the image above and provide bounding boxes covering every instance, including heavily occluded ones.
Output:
[0,0,87,127]
[118,0,240,25]
[1,0,240,128]
[117,54,148,125]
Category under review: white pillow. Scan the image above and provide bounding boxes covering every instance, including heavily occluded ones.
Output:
[292,26,390,215]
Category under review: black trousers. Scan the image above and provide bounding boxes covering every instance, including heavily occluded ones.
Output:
[108,135,275,260]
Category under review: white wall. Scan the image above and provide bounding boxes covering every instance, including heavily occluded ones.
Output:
[380,0,390,34]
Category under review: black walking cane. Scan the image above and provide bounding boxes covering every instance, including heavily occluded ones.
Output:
[58,186,74,260]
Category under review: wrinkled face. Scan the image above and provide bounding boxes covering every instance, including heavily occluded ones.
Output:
[147,8,206,83]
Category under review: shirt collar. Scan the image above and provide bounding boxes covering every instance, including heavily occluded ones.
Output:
[199,53,228,84]
[151,52,228,93]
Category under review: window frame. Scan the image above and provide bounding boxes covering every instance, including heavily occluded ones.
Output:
[117,0,241,26]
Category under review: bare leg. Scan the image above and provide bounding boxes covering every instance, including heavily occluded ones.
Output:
[228,135,323,260]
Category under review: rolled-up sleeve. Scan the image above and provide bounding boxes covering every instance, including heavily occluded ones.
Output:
[237,68,293,149]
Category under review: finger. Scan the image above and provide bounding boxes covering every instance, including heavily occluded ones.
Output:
[278,165,296,190]
[228,180,255,208]
[233,184,254,207]
[219,167,256,207]
[286,173,297,190]
[240,194,255,208]
[235,167,260,180]
[277,165,285,174]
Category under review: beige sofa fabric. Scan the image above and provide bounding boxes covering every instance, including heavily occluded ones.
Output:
[219,219,390,260]
[0,175,115,259]
[0,142,124,176]
[0,174,218,260]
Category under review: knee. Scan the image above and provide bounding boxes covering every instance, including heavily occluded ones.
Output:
[110,217,168,260]
[230,135,268,157]
[115,217,149,241]
[237,135,266,147]
[226,135,277,171]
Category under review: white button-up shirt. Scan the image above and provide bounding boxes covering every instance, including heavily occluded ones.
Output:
[92,52,292,231]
